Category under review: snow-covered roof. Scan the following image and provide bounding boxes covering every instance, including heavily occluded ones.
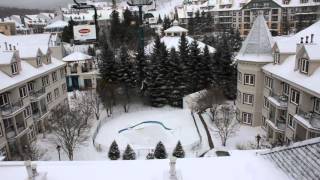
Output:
[263,55,320,97]
[303,44,320,61]
[164,25,188,33]
[62,51,92,62]
[0,57,65,93]
[274,21,320,54]
[145,36,215,55]
[260,137,320,180]
[45,20,68,29]
[0,151,289,180]
[236,15,274,63]
[0,51,15,65]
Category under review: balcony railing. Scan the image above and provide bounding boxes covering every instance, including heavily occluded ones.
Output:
[269,91,288,108]
[0,99,24,116]
[30,87,46,99]
[295,109,320,130]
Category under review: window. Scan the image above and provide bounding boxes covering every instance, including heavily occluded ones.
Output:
[42,75,50,87]
[290,89,300,105]
[54,88,60,98]
[36,56,42,66]
[19,86,28,98]
[264,96,270,109]
[23,106,31,119]
[0,93,9,107]
[243,93,254,105]
[282,82,290,96]
[274,52,280,64]
[46,55,51,63]
[242,112,253,125]
[47,92,52,103]
[314,98,320,114]
[288,114,295,129]
[11,62,18,75]
[27,82,34,92]
[238,71,242,82]
[244,74,255,86]
[52,72,58,82]
[265,76,273,89]
[299,58,309,74]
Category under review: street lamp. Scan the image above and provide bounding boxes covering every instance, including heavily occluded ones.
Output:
[56,145,61,161]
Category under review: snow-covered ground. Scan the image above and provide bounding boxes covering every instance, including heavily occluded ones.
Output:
[36,92,266,161]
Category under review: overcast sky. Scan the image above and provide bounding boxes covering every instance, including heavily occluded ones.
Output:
[0,0,79,9]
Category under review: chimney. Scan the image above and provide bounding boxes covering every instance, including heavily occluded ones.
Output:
[13,46,16,50]
[4,42,8,50]
[311,34,314,43]
[306,36,309,44]
[300,37,304,44]
[9,44,12,51]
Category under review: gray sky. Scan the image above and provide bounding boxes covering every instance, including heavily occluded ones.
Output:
[0,0,77,9]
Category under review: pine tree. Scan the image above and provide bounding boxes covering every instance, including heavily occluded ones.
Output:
[110,9,122,48]
[154,141,167,159]
[178,33,190,95]
[162,15,171,31]
[108,140,120,160]
[197,45,213,90]
[157,14,163,24]
[188,40,201,92]
[122,144,136,160]
[61,19,75,43]
[88,46,96,56]
[172,141,185,158]
[146,152,155,159]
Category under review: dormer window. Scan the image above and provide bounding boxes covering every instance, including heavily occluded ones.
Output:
[47,55,51,63]
[274,52,280,64]
[299,58,309,74]
[11,62,18,75]
[37,56,42,66]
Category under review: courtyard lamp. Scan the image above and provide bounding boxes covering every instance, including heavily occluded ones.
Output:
[56,145,61,161]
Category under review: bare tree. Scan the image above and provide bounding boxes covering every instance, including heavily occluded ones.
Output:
[211,104,239,146]
[49,103,90,160]
[24,142,45,161]
[73,91,95,124]
[92,90,101,120]
[97,80,116,117]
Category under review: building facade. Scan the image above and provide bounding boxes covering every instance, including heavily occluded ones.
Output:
[236,15,320,145]
[0,34,67,160]
[176,0,320,36]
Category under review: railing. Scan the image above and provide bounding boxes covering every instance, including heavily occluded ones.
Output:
[0,99,24,116]
[30,87,46,99]
[296,109,320,128]
[269,91,288,107]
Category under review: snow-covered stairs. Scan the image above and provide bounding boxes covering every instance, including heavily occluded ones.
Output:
[260,138,320,180]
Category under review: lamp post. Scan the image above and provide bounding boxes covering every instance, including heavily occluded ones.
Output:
[56,145,61,161]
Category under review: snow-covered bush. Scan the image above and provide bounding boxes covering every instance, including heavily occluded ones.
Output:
[122,144,136,160]
[108,140,120,160]
[172,141,185,158]
[146,152,155,160]
[154,141,167,159]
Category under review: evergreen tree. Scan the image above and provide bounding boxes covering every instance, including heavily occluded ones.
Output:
[154,141,167,159]
[108,140,120,160]
[88,46,96,56]
[61,19,75,43]
[146,152,155,159]
[188,40,201,92]
[162,15,171,31]
[187,16,195,35]
[178,33,190,95]
[157,14,163,24]
[172,141,185,158]
[122,144,136,160]
[197,45,213,90]
[110,9,122,48]
[98,34,118,83]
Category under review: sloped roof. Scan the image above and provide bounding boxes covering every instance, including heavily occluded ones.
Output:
[164,25,188,33]
[260,137,320,180]
[236,15,274,62]
[0,51,15,65]
[45,20,68,29]
[62,51,92,62]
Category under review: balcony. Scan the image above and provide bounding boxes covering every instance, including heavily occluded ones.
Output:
[0,99,24,117]
[268,92,288,109]
[5,119,27,140]
[266,118,286,132]
[30,87,46,100]
[294,109,320,131]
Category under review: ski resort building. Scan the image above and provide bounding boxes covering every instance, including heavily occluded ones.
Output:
[177,0,320,36]
[0,33,67,160]
[145,21,215,55]
[236,15,320,145]
[62,51,98,91]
